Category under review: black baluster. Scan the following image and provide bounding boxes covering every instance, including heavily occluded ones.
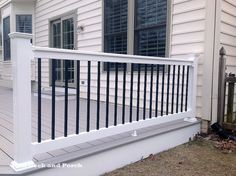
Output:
[64,60,69,137]
[171,65,176,114]
[161,65,165,116]
[122,63,127,124]
[87,61,91,132]
[136,64,141,121]
[51,59,56,140]
[76,61,80,134]
[143,64,147,119]
[181,66,185,112]
[176,65,181,113]
[97,61,101,130]
[38,58,41,143]
[114,63,118,126]
[106,62,110,127]
[130,64,134,122]
[166,65,171,115]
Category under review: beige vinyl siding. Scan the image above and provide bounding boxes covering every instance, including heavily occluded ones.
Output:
[171,0,207,118]
[220,0,236,72]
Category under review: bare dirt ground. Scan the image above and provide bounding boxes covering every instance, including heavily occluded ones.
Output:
[104,135,236,176]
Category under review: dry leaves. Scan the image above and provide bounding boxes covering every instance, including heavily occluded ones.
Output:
[202,133,236,154]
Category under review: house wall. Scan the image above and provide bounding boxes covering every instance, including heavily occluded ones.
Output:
[0,1,35,84]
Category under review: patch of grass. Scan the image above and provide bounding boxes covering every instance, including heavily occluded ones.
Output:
[104,138,236,176]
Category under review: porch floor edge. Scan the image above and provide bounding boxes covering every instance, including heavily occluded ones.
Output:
[13,118,201,176]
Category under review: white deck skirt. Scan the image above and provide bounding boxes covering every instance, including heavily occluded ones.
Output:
[31,121,200,176]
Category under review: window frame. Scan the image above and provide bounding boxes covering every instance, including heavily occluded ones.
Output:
[102,0,171,71]
[16,14,32,34]
[3,16,11,61]
[49,13,77,88]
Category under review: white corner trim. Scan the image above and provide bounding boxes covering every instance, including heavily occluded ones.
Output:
[10,160,36,172]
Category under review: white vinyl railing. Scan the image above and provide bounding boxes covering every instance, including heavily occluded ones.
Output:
[9,32,198,171]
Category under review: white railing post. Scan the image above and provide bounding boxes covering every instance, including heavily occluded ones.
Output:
[185,56,198,122]
[9,32,35,171]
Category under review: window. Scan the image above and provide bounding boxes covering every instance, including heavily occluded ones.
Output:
[104,0,128,54]
[135,0,167,57]
[16,15,32,33]
[3,16,10,61]
[50,16,75,87]
[104,0,128,70]
[103,0,168,69]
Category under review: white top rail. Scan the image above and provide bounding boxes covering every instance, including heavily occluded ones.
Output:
[32,46,195,66]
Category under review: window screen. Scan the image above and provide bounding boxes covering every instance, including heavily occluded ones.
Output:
[16,15,32,33]
[3,16,10,61]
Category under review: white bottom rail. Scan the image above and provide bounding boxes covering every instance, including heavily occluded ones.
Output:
[32,111,195,155]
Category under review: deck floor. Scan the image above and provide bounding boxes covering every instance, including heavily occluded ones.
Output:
[0,87,154,169]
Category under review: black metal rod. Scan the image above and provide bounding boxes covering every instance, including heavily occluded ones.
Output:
[106,62,110,128]
[181,66,185,112]
[76,61,80,134]
[136,64,141,121]
[176,65,181,113]
[161,65,165,116]
[149,65,154,119]
[87,61,91,132]
[122,63,127,124]
[171,65,176,114]
[51,59,56,140]
[114,63,118,126]
[64,60,69,137]
[185,66,190,111]
[129,64,134,122]
[38,58,41,143]
[97,62,100,130]
[166,65,171,115]
[155,65,160,117]
[143,64,147,120]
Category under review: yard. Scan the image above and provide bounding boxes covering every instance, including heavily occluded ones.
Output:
[104,135,236,176]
